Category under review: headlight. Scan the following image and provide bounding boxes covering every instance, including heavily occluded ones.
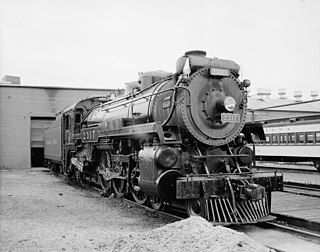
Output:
[224,96,236,112]
[155,146,178,168]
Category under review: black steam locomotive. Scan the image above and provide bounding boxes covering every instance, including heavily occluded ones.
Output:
[44,50,283,224]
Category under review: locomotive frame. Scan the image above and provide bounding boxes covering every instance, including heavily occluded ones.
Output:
[44,51,283,224]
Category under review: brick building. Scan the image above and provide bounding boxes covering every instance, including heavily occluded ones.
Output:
[0,85,123,169]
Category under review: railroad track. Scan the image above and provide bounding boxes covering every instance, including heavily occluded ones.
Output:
[254,165,318,173]
[55,171,320,251]
[262,221,320,240]
[122,198,185,221]
[233,220,320,252]
[283,182,320,198]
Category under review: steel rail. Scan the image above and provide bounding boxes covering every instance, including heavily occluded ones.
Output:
[254,164,318,173]
[264,221,320,239]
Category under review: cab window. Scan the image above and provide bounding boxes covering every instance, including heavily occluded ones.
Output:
[75,113,81,123]
[65,114,70,130]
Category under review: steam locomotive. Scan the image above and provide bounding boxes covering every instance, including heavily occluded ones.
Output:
[44,50,283,224]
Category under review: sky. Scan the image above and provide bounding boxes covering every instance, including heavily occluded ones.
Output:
[1,0,320,100]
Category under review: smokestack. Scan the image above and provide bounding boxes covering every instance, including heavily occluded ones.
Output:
[293,90,303,102]
[278,88,286,99]
[310,90,319,100]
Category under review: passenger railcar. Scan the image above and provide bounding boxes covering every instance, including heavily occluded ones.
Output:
[44,50,283,224]
[254,118,320,171]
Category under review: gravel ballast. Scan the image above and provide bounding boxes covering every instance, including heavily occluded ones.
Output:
[0,168,272,251]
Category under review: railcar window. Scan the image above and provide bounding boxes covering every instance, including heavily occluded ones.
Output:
[272,134,279,144]
[288,133,296,144]
[306,132,314,144]
[265,135,271,144]
[316,132,320,144]
[280,134,287,144]
[296,132,305,144]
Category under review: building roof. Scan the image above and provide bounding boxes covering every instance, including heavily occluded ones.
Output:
[247,95,320,123]
[248,95,320,112]
[0,84,124,92]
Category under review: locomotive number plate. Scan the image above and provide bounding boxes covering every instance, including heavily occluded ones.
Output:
[81,127,99,142]
[210,68,230,77]
[221,113,240,123]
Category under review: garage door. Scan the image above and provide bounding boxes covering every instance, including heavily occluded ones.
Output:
[31,118,55,148]
[31,117,55,167]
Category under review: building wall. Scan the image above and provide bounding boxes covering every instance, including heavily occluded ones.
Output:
[0,85,123,169]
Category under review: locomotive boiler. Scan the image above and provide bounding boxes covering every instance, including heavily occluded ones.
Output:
[44,50,283,224]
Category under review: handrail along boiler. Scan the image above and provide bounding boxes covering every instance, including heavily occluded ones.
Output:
[44,50,283,224]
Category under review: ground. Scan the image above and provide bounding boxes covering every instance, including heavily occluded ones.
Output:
[0,168,174,251]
